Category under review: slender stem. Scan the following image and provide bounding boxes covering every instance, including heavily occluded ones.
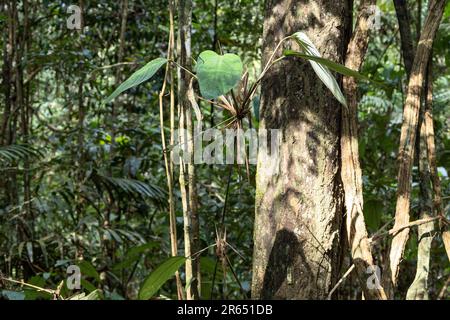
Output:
[163,115,237,154]
[159,1,183,300]
[327,264,356,300]
[370,216,441,242]
[1,276,55,295]
[258,36,291,81]
[168,60,197,79]
[238,36,291,113]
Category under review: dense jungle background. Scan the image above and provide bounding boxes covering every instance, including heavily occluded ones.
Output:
[0,0,449,300]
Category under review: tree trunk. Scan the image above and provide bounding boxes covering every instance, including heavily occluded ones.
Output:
[393,0,415,77]
[20,0,33,238]
[341,0,387,300]
[252,0,350,299]
[405,63,434,300]
[388,0,445,292]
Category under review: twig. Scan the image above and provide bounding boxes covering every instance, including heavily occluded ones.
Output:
[0,276,55,295]
[370,217,395,239]
[225,254,247,298]
[168,60,197,79]
[190,243,217,260]
[211,166,233,299]
[370,216,440,242]
[327,264,355,300]
[89,61,139,75]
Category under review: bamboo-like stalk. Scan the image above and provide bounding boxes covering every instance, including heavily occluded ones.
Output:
[186,87,201,297]
[168,0,184,300]
[177,0,200,300]
[159,0,183,300]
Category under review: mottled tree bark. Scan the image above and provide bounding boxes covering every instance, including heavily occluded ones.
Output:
[341,0,387,300]
[406,64,434,299]
[252,0,350,299]
[388,0,444,291]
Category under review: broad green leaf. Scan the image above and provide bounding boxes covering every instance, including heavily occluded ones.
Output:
[196,50,243,99]
[77,260,100,282]
[80,279,97,293]
[288,32,347,107]
[104,57,167,104]
[138,256,186,300]
[24,276,51,300]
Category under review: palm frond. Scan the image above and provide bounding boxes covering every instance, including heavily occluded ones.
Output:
[434,89,450,106]
[0,144,43,163]
[91,172,167,207]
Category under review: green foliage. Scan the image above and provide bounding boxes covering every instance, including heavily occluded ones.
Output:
[91,172,167,207]
[0,0,448,301]
[77,260,100,282]
[138,256,186,300]
[195,50,243,99]
[283,50,386,88]
[363,200,383,232]
[0,144,42,163]
[104,58,167,104]
[113,242,158,272]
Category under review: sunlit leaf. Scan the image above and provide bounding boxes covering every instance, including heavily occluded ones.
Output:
[196,50,243,99]
[287,32,347,107]
[283,50,385,86]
